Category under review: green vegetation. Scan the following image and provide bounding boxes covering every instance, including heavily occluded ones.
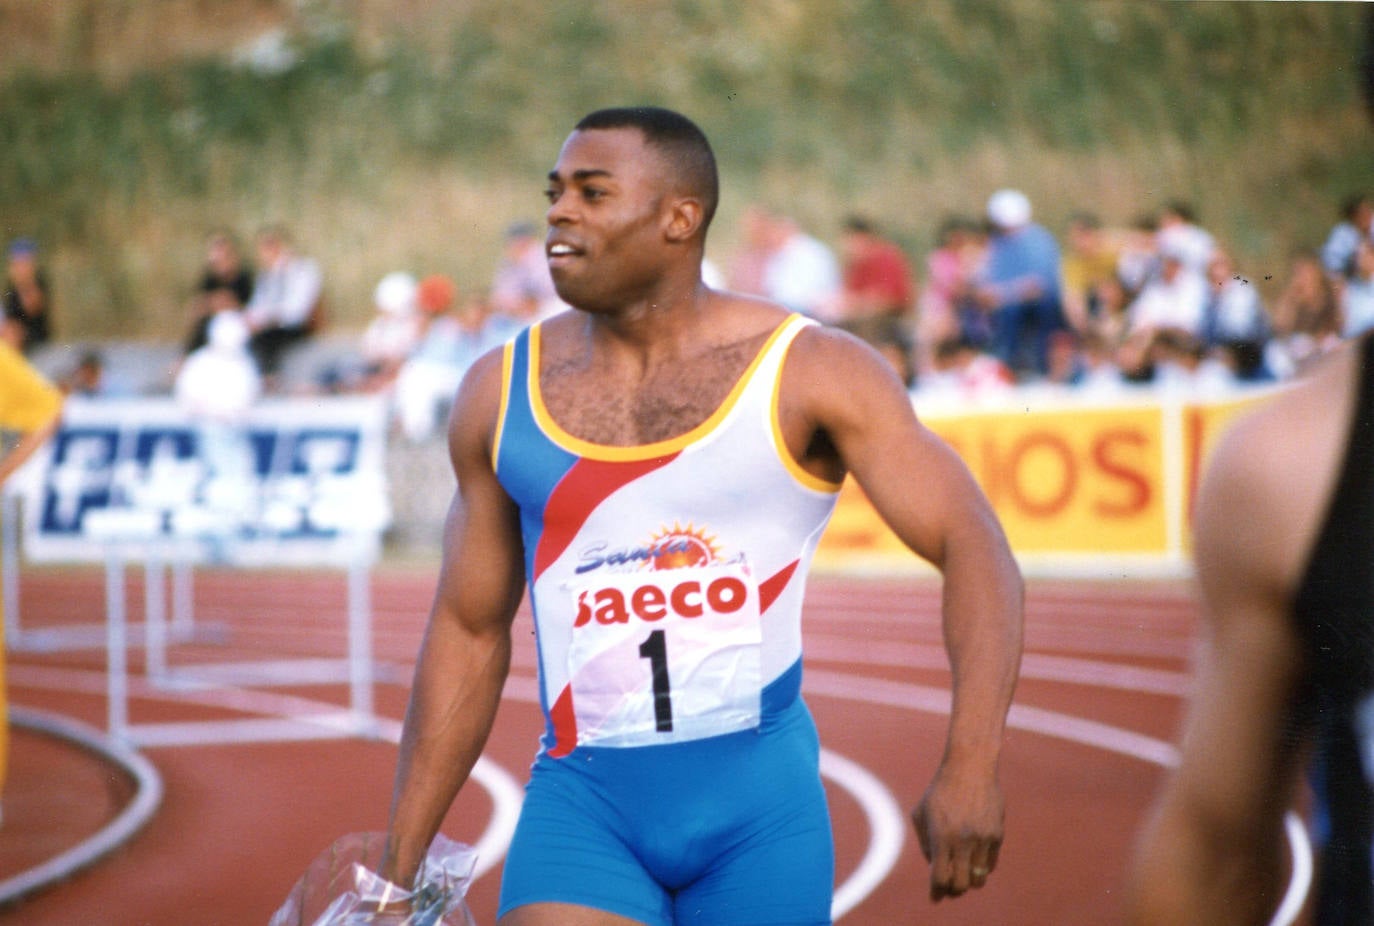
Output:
[0,0,1368,341]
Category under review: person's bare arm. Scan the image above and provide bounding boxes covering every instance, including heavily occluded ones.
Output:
[1127,352,1352,924]
[381,350,526,888]
[0,410,61,486]
[785,327,1023,901]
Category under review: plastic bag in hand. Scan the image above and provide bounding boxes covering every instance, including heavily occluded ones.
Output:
[269,831,479,926]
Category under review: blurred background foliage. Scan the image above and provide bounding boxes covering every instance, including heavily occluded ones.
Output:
[0,0,1369,340]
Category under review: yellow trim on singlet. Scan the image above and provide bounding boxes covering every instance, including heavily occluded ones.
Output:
[528,314,802,463]
[490,340,515,472]
[766,318,843,494]
[771,381,844,495]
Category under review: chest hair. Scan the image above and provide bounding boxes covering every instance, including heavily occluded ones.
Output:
[541,333,770,446]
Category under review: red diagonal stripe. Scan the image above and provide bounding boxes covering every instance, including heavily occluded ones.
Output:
[547,684,577,758]
[759,559,799,613]
[533,453,679,581]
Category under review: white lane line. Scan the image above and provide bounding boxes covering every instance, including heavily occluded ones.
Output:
[1271,812,1313,926]
[804,669,1180,766]
[15,643,1306,921]
[0,707,164,906]
[803,637,1193,696]
[1007,702,1179,767]
[2,661,1176,915]
[820,748,907,921]
[368,717,524,884]
[802,668,1312,924]
[9,665,524,884]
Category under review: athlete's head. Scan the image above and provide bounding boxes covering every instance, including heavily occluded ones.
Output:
[545,107,718,312]
[573,107,719,234]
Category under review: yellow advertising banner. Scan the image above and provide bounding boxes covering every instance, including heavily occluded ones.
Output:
[814,392,1272,575]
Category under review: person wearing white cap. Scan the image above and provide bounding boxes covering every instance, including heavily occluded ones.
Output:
[175,310,262,424]
[974,188,1065,378]
[358,271,423,391]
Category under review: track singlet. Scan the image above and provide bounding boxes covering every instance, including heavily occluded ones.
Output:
[492,313,842,758]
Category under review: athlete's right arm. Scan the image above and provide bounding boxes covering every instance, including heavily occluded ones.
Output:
[381,348,526,890]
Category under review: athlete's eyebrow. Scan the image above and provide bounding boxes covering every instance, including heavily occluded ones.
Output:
[547,168,614,184]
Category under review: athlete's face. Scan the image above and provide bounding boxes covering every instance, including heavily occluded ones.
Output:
[544,127,676,313]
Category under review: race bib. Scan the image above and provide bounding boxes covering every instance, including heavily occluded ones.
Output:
[566,562,763,748]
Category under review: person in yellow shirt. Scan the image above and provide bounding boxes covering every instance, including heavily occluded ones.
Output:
[1059,212,1127,334]
[0,331,64,818]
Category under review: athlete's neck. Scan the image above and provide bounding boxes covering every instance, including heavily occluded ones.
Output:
[578,278,715,372]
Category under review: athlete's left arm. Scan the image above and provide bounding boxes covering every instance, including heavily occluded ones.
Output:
[782,327,1024,902]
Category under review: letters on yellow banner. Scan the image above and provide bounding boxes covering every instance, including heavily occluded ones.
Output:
[815,392,1269,574]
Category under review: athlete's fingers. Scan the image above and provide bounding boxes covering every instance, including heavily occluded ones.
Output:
[932,829,1005,900]
[967,836,1000,890]
[948,843,974,899]
[915,801,966,901]
[914,792,1004,900]
[947,832,983,899]
[928,841,957,902]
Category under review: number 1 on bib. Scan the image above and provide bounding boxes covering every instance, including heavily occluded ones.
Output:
[638,629,673,732]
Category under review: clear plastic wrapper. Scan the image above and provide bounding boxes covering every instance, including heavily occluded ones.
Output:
[270,832,479,926]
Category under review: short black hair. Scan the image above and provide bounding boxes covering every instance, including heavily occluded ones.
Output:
[574,106,719,232]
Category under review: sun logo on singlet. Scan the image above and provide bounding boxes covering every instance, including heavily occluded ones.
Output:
[647,522,721,570]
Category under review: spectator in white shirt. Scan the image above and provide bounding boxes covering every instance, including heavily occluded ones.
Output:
[1119,244,1208,381]
[1155,202,1216,279]
[244,225,324,380]
[759,210,841,321]
[1127,244,1208,338]
[1321,192,1374,282]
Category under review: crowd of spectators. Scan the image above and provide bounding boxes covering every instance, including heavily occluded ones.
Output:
[163,221,565,442]
[4,220,567,444]
[725,190,1374,404]
[10,188,1374,443]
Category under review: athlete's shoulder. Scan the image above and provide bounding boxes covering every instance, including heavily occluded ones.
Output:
[447,341,516,456]
[461,340,513,397]
[1208,345,1355,497]
[1195,344,1358,595]
[783,316,909,398]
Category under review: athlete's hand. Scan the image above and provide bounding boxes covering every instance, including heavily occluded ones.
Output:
[912,765,1005,902]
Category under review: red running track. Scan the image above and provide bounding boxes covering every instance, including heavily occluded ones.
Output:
[0,564,1236,925]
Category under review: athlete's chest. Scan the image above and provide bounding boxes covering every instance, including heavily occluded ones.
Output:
[539,339,764,446]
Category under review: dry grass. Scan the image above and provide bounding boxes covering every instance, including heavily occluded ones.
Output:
[0,0,1369,341]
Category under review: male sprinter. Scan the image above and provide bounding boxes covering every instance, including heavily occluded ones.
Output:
[381,106,1023,925]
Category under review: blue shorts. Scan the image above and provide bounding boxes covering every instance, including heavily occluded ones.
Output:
[498,689,834,925]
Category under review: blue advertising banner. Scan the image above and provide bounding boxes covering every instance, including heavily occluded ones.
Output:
[23,396,391,567]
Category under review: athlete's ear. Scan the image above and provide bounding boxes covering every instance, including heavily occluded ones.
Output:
[663,196,705,244]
